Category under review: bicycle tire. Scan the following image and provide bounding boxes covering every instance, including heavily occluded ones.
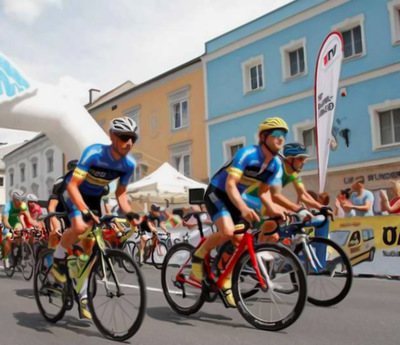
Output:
[33,248,67,323]
[88,249,146,341]
[295,236,352,307]
[161,243,205,315]
[4,246,16,277]
[21,242,35,281]
[152,242,168,269]
[233,242,307,331]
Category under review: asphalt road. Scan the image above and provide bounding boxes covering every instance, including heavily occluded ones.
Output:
[0,264,398,345]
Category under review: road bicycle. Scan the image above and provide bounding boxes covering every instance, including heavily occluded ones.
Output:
[161,213,307,331]
[33,214,146,341]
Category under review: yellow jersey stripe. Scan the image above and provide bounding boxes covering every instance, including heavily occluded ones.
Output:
[73,168,87,180]
[227,167,243,178]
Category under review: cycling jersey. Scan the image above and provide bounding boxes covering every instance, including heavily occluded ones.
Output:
[68,144,136,197]
[3,201,27,228]
[210,145,283,194]
[22,202,43,228]
[139,212,161,233]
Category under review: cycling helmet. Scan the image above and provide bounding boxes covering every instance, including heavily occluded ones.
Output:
[26,193,38,202]
[67,159,78,171]
[283,143,309,158]
[11,189,25,201]
[151,204,161,212]
[109,117,138,135]
[258,117,289,136]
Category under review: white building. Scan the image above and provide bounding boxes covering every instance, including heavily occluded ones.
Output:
[3,134,64,202]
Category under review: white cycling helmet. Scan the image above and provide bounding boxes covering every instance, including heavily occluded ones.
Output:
[11,189,25,201]
[109,117,138,135]
[26,193,38,202]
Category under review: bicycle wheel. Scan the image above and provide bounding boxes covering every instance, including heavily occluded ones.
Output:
[233,242,307,331]
[4,246,16,277]
[152,242,168,269]
[21,242,35,281]
[33,248,67,323]
[88,249,146,342]
[131,242,141,264]
[161,243,205,315]
[295,236,352,307]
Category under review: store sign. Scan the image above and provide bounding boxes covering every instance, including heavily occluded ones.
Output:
[344,171,400,184]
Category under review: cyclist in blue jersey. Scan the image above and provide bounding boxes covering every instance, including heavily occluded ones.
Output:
[191,117,311,307]
[51,117,140,319]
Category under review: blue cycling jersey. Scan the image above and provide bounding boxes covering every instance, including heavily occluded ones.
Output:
[210,145,283,194]
[69,144,136,196]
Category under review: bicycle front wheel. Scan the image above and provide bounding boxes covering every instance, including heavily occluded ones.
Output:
[233,243,307,331]
[295,236,352,307]
[88,249,146,342]
[152,242,168,269]
[161,243,204,315]
[21,242,35,281]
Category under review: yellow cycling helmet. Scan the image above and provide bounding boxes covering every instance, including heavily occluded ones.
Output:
[258,117,289,135]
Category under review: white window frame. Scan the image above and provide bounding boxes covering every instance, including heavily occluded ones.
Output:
[124,106,140,141]
[170,142,192,177]
[332,14,367,61]
[293,120,317,160]
[241,55,265,94]
[169,86,190,132]
[223,136,246,162]
[388,0,400,46]
[369,99,400,151]
[280,37,308,82]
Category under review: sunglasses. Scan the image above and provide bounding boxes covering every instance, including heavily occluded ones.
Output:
[270,129,287,139]
[116,134,138,143]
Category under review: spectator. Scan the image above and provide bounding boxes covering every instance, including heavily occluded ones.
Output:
[334,188,355,217]
[342,178,374,216]
[380,180,400,215]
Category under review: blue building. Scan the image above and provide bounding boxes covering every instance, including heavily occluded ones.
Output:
[203,0,400,208]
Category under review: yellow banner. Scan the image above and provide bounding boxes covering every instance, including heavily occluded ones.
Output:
[329,215,400,275]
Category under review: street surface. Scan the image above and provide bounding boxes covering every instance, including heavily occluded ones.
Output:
[0,264,398,345]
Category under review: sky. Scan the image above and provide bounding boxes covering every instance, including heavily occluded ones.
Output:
[0,0,292,144]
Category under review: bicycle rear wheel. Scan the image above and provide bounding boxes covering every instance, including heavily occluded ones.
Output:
[295,236,352,307]
[33,248,67,323]
[161,243,204,315]
[233,243,307,331]
[21,242,35,281]
[88,249,146,342]
[152,242,168,269]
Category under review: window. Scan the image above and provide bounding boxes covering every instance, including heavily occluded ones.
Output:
[280,38,308,81]
[31,183,39,196]
[0,177,3,187]
[170,142,191,177]
[124,106,140,139]
[45,149,54,173]
[369,100,400,150]
[130,163,149,183]
[20,163,25,182]
[9,169,14,186]
[388,0,400,45]
[302,128,316,157]
[242,55,265,94]
[362,229,374,242]
[332,15,366,60]
[223,137,246,161]
[32,163,37,178]
[171,101,189,130]
[293,120,316,159]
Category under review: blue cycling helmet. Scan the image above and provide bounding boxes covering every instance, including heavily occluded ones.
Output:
[283,143,309,158]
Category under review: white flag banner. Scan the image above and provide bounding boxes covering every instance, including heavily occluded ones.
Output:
[314,32,343,193]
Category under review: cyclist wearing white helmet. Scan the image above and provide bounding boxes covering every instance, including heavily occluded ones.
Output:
[23,193,43,228]
[51,116,140,320]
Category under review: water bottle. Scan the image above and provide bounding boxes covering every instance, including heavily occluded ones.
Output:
[67,255,78,279]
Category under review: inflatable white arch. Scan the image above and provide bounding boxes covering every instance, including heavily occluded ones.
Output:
[0,51,110,159]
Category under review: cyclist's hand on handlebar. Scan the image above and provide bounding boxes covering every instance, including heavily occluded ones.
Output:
[319,206,334,220]
[297,208,313,222]
[81,210,100,225]
[241,207,260,223]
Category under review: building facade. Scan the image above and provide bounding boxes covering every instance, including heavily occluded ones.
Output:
[204,0,400,207]
[88,58,208,184]
[3,134,64,201]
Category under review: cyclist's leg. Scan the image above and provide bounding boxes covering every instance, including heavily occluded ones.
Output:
[258,194,282,243]
[49,216,62,249]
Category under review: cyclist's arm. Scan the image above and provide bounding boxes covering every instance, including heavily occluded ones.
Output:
[294,182,323,209]
[159,221,169,234]
[2,214,12,229]
[66,174,88,212]
[17,212,27,228]
[115,184,131,215]
[226,174,252,214]
[21,211,39,227]
[347,202,371,212]
[268,184,300,213]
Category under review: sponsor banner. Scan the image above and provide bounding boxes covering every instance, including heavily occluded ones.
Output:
[0,52,35,103]
[314,32,343,193]
[329,215,400,276]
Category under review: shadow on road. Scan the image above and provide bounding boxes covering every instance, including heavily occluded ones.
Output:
[15,288,35,300]
[13,312,103,339]
[147,306,255,330]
